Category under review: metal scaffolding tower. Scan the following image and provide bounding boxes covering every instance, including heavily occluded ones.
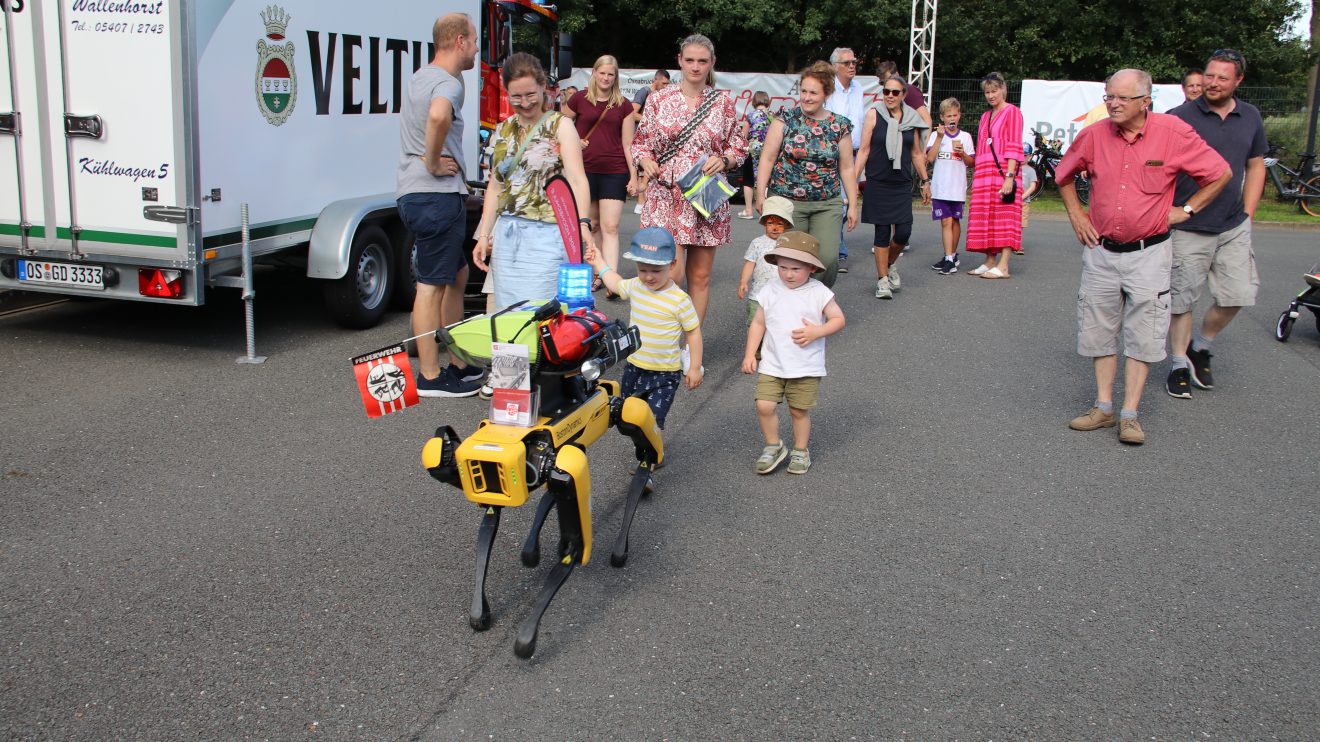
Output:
[908,0,938,106]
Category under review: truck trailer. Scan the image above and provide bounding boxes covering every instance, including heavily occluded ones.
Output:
[0,0,565,328]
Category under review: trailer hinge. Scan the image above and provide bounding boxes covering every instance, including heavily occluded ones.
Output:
[0,112,17,135]
[144,205,197,225]
[64,114,103,139]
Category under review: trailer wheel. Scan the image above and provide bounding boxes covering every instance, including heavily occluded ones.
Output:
[389,233,418,311]
[324,225,393,328]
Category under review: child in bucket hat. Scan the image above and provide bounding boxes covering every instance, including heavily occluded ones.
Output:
[588,226,704,430]
[738,196,795,326]
[741,231,845,475]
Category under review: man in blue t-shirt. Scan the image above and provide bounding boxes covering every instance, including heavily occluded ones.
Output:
[1164,49,1268,401]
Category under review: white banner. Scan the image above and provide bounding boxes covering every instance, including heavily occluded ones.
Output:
[1020,79,1188,152]
[568,68,888,119]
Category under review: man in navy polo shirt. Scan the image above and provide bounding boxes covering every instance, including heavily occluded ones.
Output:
[1164,49,1268,400]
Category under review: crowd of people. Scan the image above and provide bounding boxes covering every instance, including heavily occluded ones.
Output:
[397,12,1268,458]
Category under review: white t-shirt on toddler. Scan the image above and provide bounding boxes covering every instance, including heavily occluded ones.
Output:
[753,277,836,379]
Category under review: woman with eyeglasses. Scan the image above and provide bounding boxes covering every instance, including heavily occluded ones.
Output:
[632,33,749,323]
[755,61,860,288]
[472,52,595,311]
[562,55,638,298]
[853,75,930,300]
[965,72,1024,279]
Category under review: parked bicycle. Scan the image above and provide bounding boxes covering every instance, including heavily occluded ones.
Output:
[1264,143,1320,217]
[1022,128,1090,205]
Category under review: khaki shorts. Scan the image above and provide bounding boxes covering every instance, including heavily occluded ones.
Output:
[1170,221,1258,313]
[1077,241,1172,363]
[755,374,821,410]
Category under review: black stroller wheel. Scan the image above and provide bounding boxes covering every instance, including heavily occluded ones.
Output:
[1275,310,1295,342]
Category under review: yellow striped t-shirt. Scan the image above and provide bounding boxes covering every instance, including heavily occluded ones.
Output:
[617,277,700,372]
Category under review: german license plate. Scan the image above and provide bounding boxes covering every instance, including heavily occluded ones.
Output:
[17,260,104,290]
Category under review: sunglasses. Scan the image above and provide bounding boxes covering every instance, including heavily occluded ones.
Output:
[881,89,904,96]
[1211,48,1244,62]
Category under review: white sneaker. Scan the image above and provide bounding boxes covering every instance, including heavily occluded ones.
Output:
[633,203,643,215]
[888,267,901,291]
[875,277,893,300]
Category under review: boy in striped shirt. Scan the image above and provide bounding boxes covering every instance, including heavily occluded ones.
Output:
[588,227,704,428]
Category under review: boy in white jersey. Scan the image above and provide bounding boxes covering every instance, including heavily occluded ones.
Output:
[588,227,704,428]
[742,231,846,475]
[925,97,976,275]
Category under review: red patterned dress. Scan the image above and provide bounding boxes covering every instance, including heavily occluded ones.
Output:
[631,86,748,247]
[966,103,1024,253]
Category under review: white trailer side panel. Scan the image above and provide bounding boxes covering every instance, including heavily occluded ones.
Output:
[194,0,481,251]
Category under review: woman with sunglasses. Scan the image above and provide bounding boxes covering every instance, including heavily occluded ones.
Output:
[755,61,859,287]
[472,53,595,311]
[965,72,1024,279]
[632,34,748,323]
[853,75,930,299]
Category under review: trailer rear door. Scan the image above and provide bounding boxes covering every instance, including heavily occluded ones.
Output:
[0,1,197,302]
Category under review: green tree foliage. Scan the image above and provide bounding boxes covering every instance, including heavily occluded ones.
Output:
[556,0,1310,87]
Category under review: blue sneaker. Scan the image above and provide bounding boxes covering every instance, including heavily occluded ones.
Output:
[417,366,481,398]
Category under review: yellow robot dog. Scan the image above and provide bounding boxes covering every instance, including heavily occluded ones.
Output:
[420,301,664,658]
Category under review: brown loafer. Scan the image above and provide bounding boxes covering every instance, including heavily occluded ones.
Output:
[1118,418,1146,445]
[1068,406,1117,431]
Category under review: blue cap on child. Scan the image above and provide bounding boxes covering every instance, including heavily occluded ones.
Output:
[623,227,677,265]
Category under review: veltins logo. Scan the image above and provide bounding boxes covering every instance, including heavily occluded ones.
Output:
[255,5,297,126]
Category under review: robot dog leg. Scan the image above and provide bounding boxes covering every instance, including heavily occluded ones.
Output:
[514,445,591,658]
[609,396,664,568]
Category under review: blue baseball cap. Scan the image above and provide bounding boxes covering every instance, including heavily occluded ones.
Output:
[623,227,677,265]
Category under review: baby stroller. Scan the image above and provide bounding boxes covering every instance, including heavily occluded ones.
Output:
[1275,257,1320,342]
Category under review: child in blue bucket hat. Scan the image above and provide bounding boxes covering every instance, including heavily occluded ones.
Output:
[587,226,704,429]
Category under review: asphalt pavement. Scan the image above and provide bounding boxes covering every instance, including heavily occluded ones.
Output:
[2,213,1318,740]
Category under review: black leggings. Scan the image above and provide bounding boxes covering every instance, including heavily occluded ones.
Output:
[873,222,913,247]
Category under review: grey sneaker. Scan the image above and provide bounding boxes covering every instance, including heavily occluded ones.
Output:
[875,276,893,300]
[787,448,811,474]
[756,442,788,474]
[888,267,901,291]
[837,255,849,273]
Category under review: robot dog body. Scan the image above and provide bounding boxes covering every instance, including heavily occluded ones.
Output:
[422,303,664,657]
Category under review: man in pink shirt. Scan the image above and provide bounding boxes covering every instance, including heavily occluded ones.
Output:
[1055,68,1230,446]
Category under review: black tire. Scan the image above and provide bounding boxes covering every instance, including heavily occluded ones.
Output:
[389,232,417,311]
[1275,310,1294,342]
[1075,174,1091,206]
[1300,175,1320,218]
[323,224,393,329]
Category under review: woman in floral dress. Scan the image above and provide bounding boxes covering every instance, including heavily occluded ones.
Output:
[755,61,859,288]
[472,53,594,311]
[632,33,748,323]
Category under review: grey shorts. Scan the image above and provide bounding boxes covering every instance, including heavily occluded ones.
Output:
[1077,241,1172,363]
[1170,221,1258,314]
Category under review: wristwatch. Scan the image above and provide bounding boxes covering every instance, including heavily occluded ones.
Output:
[1182,204,1195,215]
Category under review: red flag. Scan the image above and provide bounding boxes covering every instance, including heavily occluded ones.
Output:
[351,344,419,418]
[545,174,582,263]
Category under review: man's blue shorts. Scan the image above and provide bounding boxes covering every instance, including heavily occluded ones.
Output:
[397,192,467,285]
